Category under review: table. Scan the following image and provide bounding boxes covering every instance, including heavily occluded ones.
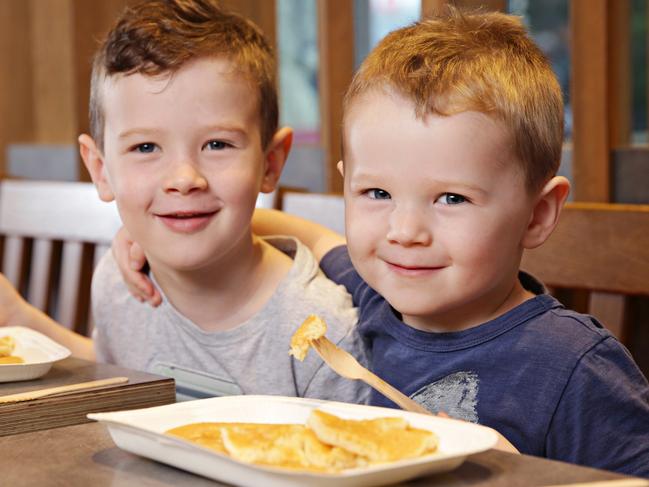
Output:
[1,421,646,487]
[0,357,175,436]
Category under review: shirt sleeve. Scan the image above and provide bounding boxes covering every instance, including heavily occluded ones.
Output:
[546,337,649,478]
[320,245,367,299]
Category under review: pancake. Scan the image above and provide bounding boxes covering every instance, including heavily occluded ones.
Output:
[0,356,24,364]
[220,423,361,471]
[167,422,234,453]
[289,314,327,361]
[165,409,438,472]
[307,409,438,463]
[0,336,16,357]
[221,424,312,469]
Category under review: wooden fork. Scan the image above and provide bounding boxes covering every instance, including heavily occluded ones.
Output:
[311,336,431,415]
[0,376,129,404]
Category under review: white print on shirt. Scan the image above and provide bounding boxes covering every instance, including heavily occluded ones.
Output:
[411,371,479,423]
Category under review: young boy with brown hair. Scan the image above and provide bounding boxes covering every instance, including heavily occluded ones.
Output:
[0,0,369,403]
[115,8,649,476]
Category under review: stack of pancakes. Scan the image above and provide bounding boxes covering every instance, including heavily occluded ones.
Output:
[166,409,439,472]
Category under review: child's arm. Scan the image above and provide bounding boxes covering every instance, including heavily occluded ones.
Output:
[252,208,345,262]
[0,273,95,360]
[112,208,346,304]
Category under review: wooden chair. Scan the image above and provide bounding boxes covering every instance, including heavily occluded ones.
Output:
[280,190,345,235]
[0,180,122,336]
[521,202,649,345]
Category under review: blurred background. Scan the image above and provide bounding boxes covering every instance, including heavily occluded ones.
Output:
[0,0,648,373]
[1,0,648,201]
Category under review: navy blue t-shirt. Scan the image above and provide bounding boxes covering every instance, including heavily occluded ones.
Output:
[321,245,649,478]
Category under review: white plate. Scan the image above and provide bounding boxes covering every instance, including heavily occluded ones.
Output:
[0,326,71,382]
[88,395,498,487]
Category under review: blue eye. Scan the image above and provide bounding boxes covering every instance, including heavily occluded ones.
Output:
[367,189,391,200]
[135,143,157,153]
[204,140,229,151]
[436,193,466,205]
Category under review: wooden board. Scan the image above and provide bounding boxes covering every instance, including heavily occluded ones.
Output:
[0,357,175,436]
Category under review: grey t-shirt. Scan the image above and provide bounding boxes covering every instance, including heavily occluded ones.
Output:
[91,236,369,404]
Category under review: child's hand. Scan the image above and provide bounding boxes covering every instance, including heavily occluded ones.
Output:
[111,227,161,307]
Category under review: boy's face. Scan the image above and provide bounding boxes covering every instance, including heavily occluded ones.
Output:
[82,57,286,272]
[342,90,539,332]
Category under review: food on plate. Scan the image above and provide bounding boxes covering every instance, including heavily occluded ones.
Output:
[0,336,16,356]
[308,410,438,462]
[289,314,327,361]
[166,409,438,472]
[0,356,25,364]
[0,336,23,364]
[166,422,237,453]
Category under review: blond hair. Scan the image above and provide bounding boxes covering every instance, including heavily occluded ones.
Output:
[345,9,563,191]
[89,0,277,152]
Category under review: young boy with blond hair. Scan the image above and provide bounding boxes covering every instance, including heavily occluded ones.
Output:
[114,8,649,476]
[279,10,649,476]
[0,0,369,403]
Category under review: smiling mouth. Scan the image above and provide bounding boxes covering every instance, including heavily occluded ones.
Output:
[160,211,216,218]
[156,210,218,233]
[386,261,444,275]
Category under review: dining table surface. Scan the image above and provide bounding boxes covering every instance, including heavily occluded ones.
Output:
[2,419,647,487]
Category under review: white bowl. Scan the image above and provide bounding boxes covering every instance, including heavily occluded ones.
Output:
[0,326,71,382]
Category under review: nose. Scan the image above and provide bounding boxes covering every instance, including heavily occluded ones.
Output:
[163,158,208,195]
[386,205,432,246]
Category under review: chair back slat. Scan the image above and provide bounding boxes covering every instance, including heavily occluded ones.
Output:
[2,235,27,290]
[0,180,122,336]
[55,241,84,329]
[27,238,54,311]
[0,180,121,243]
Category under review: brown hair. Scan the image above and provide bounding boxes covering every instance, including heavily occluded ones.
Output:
[344,9,564,191]
[89,0,277,151]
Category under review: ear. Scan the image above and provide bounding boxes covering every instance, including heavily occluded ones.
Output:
[521,176,571,249]
[78,134,115,202]
[260,126,293,193]
[337,160,344,177]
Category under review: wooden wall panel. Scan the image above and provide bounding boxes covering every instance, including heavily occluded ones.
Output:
[571,0,632,202]
[317,0,354,194]
[31,0,76,143]
[570,0,612,202]
[607,0,631,147]
[0,0,130,181]
[0,0,34,177]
